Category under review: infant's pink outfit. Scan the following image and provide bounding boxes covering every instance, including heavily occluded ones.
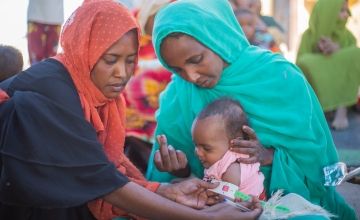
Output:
[204,150,265,198]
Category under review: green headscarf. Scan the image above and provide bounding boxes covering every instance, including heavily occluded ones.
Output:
[148,0,356,218]
[297,0,356,58]
[296,0,359,112]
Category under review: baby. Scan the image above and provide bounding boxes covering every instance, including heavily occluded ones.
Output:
[234,8,279,52]
[234,8,257,43]
[192,97,265,199]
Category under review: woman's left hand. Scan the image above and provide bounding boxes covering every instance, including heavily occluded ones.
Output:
[156,178,220,209]
[230,125,274,166]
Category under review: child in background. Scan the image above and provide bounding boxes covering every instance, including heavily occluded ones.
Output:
[234,8,279,52]
[191,97,266,200]
[123,0,173,174]
[233,9,257,43]
[0,44,23,82]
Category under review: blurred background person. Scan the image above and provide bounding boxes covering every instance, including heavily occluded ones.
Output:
[0,44,23,82]
[296,0,360,130]
[234,8,280,52]
[233,0,282,53]
[123,0,173,174]
[27,0,64,65]
[248,0,286,48]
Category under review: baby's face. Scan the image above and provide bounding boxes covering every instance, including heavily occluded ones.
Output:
[192,115,229,168]
[236,13,256,41]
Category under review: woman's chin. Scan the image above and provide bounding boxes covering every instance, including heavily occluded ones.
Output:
[104,90,122,99]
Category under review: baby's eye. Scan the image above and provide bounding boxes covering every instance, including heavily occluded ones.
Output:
[203,147,212,152]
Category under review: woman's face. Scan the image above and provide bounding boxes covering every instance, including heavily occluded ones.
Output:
[91,30,138,99]
[339,0,350,21]
[160,34,228,88]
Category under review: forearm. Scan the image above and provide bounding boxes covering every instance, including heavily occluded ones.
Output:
[104,182,211,220]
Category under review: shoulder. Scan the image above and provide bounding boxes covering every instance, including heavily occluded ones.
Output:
[7,59,82,114]
[222,162,241,186]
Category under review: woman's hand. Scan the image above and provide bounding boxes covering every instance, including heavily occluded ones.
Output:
[156,178,220,209]
[154,134,190,177]
[230,125,274,166]
[317,36,340,55]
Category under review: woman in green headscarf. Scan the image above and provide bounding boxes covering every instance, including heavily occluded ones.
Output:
[146,0,356,218]
[297,0,360,130]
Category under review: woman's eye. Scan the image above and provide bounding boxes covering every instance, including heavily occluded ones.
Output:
[189,55,203,64]
[126,56,136,64]
[103,56,117,64]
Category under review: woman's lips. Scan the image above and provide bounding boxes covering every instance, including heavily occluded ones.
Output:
[197,79,210,87]
[109,83,125,92]
[196,78,215,88]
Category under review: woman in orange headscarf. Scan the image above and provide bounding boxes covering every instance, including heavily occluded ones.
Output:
[0,1,262,220]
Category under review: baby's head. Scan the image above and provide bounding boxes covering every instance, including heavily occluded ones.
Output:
[192,97,248,168]
[234,8,257,42]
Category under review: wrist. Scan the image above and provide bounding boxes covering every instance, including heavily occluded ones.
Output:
[261,147,274,166]
[171,163,191,178]
[156,183,177,202]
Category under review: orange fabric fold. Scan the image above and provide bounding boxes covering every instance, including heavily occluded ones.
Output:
[53,1,159,219]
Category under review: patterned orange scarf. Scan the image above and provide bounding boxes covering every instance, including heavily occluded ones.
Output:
[54,1,159,219]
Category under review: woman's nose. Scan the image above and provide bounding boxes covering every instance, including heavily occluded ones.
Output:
[184,67,200,83]
[114,62,127,79]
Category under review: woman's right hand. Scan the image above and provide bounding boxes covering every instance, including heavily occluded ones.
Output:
[230,126,274,166]
[154,134,190,177]
[201,197,262,220]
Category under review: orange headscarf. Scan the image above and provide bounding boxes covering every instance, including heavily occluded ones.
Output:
[54,1,159,219]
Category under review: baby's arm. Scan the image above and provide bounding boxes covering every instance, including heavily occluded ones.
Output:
[222,162,241,187]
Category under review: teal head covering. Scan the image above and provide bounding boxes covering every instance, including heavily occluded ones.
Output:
[153,0,249,65]
[147,0,356,218]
